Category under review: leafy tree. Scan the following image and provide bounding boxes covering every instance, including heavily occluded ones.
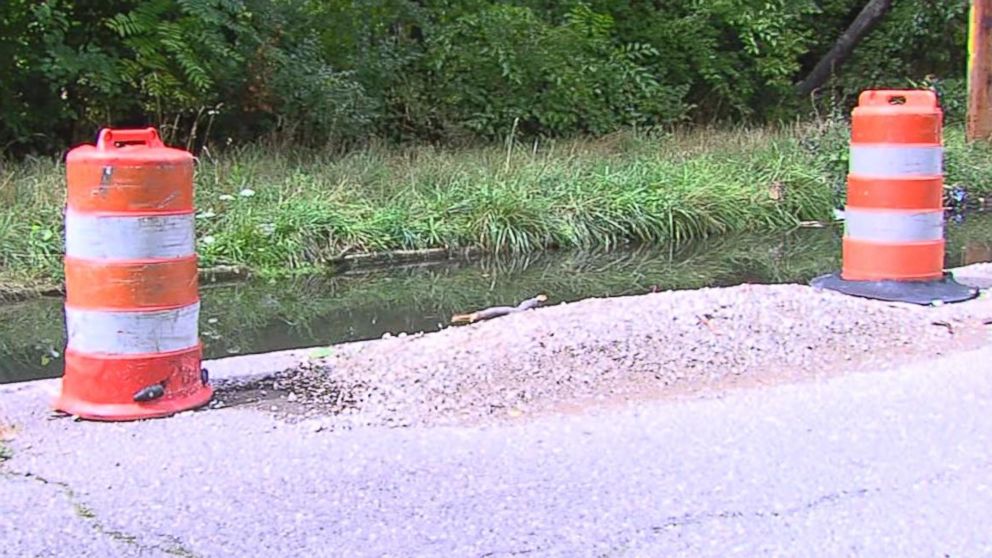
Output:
[1,0,134,154]
[0,0,973,155]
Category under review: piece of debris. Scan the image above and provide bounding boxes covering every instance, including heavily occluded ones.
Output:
[931,320,955,334]
[0,421,16,442]
[132,382,166,402]
[768,181,785,201]
[451,294,548,325]
[308,347,334,360]
[696,313,719,334]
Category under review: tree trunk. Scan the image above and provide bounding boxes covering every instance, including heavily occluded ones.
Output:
[795,0,895,97]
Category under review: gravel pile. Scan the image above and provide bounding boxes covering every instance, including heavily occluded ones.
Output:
[215,283,990,429]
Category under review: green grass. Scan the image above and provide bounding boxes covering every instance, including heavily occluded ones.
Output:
[1,120,989,293]
[0,417,12,461]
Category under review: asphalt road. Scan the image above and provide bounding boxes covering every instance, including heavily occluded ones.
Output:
[2,343,992,558]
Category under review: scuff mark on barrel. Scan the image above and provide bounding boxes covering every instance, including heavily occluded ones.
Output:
[96,166,113,198]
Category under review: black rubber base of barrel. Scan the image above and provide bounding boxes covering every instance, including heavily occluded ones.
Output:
[810,272,979,305]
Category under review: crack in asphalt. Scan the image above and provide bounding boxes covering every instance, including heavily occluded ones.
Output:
[473,486,882,558]
[583,485,884,556]
[1,469,200,558]
[479,548,540,557]
[654,486,878,532]
[601,461,985,555]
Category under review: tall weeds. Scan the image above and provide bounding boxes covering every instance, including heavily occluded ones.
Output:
[5,120,985,291]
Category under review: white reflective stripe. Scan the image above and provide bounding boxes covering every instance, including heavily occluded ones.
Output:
[65,210,195,260]
[844,208,944,243]
[66,303,199,355]
[849,145,942,176]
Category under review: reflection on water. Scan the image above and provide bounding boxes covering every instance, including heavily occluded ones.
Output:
[2,212,991,384]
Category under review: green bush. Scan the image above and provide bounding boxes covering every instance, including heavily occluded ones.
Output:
[574,0,819,120]
[426,3,689,138]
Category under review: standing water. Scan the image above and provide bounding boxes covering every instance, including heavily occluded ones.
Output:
[2,213,991,384]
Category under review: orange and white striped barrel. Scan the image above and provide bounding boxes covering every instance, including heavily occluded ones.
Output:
[842,89,945,281]
[55,127,213,421]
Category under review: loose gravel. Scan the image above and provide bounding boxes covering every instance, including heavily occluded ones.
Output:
[214,281,992,430]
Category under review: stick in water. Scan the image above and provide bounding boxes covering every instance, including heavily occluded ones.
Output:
[451,294,548,325]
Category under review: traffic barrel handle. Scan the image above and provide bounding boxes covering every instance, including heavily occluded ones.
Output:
[96,127,165,150]
[857,89,937,108]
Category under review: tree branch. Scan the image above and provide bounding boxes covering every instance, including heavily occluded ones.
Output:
[795,0,894,97]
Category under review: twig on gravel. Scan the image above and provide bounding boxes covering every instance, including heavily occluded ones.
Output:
[696,313,719,334]
[931,320,956,334]
[451,294,548,325]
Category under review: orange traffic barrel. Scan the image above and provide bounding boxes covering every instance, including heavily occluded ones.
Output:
[812,90,978,305]
[55,128,213,420]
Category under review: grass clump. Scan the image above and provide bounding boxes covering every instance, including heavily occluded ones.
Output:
[944,126,992,193]
[0,415,14,461]
[6,119,986,292]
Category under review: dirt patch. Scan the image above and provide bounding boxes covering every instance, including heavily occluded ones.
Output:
[211,365,375,423]
[209,282,992,430]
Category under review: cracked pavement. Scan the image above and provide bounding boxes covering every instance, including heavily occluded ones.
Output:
[2,340,992,557]
[0,469,183,557]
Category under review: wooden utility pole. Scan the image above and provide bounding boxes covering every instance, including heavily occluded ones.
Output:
[968,0,992,142]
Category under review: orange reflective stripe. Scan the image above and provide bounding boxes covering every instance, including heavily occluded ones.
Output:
[850,119,942,145]
[64,256,199,310]
[66,162,194,213]
[846,176,943,210]
[841,239,945,281]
